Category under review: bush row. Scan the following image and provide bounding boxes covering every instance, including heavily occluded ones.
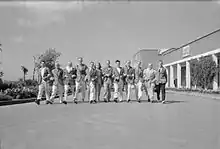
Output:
[166,87,220,94]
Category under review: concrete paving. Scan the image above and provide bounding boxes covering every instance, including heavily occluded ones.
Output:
[0,93,220,149]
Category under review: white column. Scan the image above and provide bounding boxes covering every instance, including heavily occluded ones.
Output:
[170,65,175,88]
[177,63,181,88]
[165,67,169,88]
[212,54,218,90]
[186,61,191,89]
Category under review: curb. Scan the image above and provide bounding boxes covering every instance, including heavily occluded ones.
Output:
[0,97,43,106]
[0,93,72,106]
[167,90,220,101]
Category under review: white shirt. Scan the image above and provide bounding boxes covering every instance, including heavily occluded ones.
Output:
[41,67,46,78]
[66,66,72,73]
[116,67,121,74]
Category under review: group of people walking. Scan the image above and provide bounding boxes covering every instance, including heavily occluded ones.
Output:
[35,57,167,105]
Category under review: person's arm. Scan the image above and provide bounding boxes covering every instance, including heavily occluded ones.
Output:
[164,68,168,84]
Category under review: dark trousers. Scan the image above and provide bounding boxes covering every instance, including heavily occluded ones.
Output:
[156,83,166,101]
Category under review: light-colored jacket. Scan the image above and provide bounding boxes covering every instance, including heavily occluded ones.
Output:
[37,67,51,85]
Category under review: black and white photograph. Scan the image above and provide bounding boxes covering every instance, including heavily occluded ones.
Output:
[0,0,220,149]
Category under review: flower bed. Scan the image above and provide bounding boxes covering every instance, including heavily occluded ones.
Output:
[3,86,38,99]
[166,87,220,95]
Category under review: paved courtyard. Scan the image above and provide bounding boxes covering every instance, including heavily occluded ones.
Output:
[0,93,220,149]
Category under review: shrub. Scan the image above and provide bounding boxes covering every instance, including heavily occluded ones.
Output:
[0,93,13,102]
[190,55,218,89]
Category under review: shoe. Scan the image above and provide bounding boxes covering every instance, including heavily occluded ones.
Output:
[94,100,97,104]
[103,99,107,102]
[114,98,118,103]
[35,99,40,105]
[148,99,151,102]
[73,98,78,104]
[82,98,85,102]
[137,99,141,103]
[46,100,53,105]
[62,101,67,105]
[127,99,131,103]
[162,100,165,104]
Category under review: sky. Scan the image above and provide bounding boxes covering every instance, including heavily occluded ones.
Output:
[0,1,220,81]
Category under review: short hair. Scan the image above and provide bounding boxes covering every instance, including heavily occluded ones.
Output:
[115,60,120,63]
[159,60,163,63]
[77,57,83,60]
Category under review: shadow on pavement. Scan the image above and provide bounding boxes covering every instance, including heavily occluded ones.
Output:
[163,100,186,104]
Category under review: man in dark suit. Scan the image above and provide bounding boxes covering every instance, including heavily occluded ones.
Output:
[124,60,135,102]
[155,60,167,104]
[35,61,51,105]
[49,62,66,104]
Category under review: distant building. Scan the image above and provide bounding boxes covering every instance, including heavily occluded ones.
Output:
[133,49,162,69]
[133,28,220,90]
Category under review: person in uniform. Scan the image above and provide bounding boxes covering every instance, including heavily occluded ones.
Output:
[35,61,51,105]
[102,60,113,102]
[124,60,135,102]
[95,62,103,102]
[143,63,157,102]
[87,61,98,104]
[134,61,143,103]
[49,62,66,104]
[112,60,124,103]
[74,57,88,104]
[155,60,167,104]
[63,62,77,102]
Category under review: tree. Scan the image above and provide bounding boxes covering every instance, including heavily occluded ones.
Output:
[21,66,28,82]
[200,56,217,89]
[190,59,200,88]
[190,56,218,90]
[34,48,61,72]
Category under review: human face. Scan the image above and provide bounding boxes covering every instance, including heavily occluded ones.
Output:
[96,63,100,69]
[116,61,120,67]
[68,62,72,67]
[126,61,131,67]
[148,63,153,69]
[55,62,60,69]
[78,57,83,64]
[137,62,141,68]
[90,62,94,68]
[159,61,163,68]
[106,60,110,67]
[41,62,45,67]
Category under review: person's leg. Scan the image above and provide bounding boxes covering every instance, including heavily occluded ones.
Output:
[127,83,132,102]
[161,83,166,103]
[138,81,143,101]
[36,83,44,105]
[50,85,58,103]
[107,82,111,102]
[44,82,50,101]
[81,81,86,102]
[96,83,101,102]
[89,82,96,103]
[148,83,155,102]
[74,81,80,101]
[37,84,43,100]
[71,85,75,100]
[103,82,108,102]
[64,84,69,101]
[156,84,161,101]
[58,84,65,104]
[113,82,119,102]
[118,83,123,102]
